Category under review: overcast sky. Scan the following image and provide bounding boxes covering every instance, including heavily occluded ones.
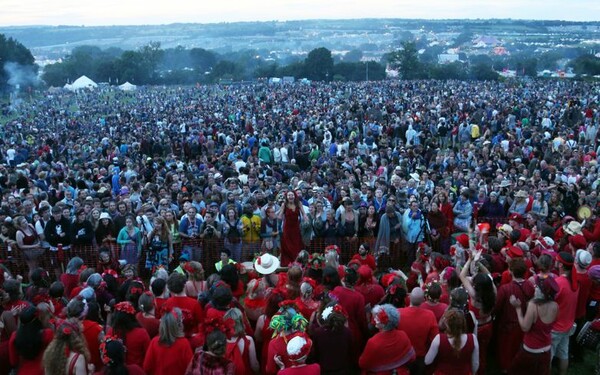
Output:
[1,0,598,26]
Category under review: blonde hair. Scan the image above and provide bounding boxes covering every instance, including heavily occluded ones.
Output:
[187,261,204,281]
[224,307,245,338]
[42,320,90,375]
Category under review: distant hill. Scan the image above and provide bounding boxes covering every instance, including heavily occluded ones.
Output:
[1,18,600,61]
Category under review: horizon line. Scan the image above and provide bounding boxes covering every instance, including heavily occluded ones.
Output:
[1,17,599,28]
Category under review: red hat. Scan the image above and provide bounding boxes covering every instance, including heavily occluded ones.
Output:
[287,333,312,362]
[508,213,523,223]
[569,234,587,250]
[477,223,490,234]
[456,234,470,248]
[357,265,373,282]
[507,246,524,259]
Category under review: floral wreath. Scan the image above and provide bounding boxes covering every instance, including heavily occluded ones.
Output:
[424,281,440,301]
[308,253,325,270]
[99,335,125,366]
[114,301,136,315]
[321,304,346,321]
[58,319,80,337]
[203,317,235,339]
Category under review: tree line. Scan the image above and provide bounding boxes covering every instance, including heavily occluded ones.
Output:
[1,35,600,92]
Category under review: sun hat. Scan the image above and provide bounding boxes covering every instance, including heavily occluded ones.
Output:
[575,249,592,269]
[99,212,111,221]
[254,253,280,275]
[565,221,583,236]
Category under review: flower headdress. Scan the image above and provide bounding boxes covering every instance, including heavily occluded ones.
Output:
[114,301,136,315]
[309,253,325,270]
[424,281,440,301]
[99,335,125,366]
[321,304,346,321]
[324,244,340,255]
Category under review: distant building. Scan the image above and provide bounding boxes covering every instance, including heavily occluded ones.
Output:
[472,36,501,48]
[282,76,295,84]
[438,54,460,64]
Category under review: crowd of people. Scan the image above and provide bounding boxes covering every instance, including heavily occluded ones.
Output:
[1,78,600,374]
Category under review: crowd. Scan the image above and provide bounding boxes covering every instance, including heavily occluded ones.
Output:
[0,78,600,374]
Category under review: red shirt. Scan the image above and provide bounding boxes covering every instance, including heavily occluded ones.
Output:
[82,320,104,370]
[576,271,593,319]
[136,312,160,338]
[355,283,385,308]
[143,336,193,375]
[398,306,439,357]
[278,363,321,375]
[161,295,204,336]
[107,327,150,368]
[95,364,145,375]
[9,328,53,375]
[553,275,579,333]
[351,254,377,270]
[420,302,448,323]
[332,286,368,350]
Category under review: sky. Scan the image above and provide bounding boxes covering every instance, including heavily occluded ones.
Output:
[1,0,598,26]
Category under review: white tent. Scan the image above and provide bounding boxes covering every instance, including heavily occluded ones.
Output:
[65,75,97,91]
[118,82,137,91]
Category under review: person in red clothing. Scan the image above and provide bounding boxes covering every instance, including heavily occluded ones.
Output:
[9,305,53,375]
[331,267,369,356]
[551,252,579,375]
[493,258,535,372]
[275,333,320,375]
[351,243,377,270]
[359,304,415,375]
[421,281,448,322]
[398,288,439,375]
[425,309,480,375]
[508,275,559,375]
[570,249,593,363]
[108,302,150,369]
[185,328,235,375]
[355,265,385,308]
[136,292,160,338]
[60,257,84,299]
[143,307,193,375]
[310,302,353,375]
[95,337,145,375]
[223,307,259,375]
[161,273,204,338]
[265,301,308,375]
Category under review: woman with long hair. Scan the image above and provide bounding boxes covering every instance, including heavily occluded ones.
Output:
[530,191,548,222]
[95,213,116,247]
[108,302,150,368]
[254,289,285,374]
[14,215,44,277]
[222,206,244,262]
[185,328,234,375]
[359,304,415,374]
[508,276,559,375]
[184,261,207,298]
[311,302,353,375]
[163,210,181,259]
[146,216,173,270]
[96,336,145,375]
[360,204,380,247]
[9,305,54,375]
[65,297,104,372]
[279,190,307,266]
[116,215,142,271]
[42,319,92,375]
[425,309,480,374]
[143,308,193,375]
[223,307,259,375]
[136,292,160,339]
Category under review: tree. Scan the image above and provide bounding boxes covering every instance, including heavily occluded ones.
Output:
[0,34,37,92]
[469,63,499,81]
[569,55,600,76]
[389,41,425,80]
[304,47,334,81]
[343,49,363,63]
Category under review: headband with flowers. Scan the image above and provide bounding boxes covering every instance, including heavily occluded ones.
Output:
[373,307,389,326]
[309,253,325,270]
[424,281,440,301]
[114,301,136,315]
[59,320,80,337]
[321,304,346,321]
[99,335,125,366]
[325,244,340,255]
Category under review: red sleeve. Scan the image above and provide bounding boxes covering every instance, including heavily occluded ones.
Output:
[583,221,600,242]
[358,336,380,369]
[366,255,376,270]
[265,339,279,375]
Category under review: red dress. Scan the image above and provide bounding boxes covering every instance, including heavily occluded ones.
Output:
[332,286,368,354]
[433,334,475,375]
[143,336,193,375]
[281,207,303,266]
[107,327,150,368]
[82,320,104,371]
